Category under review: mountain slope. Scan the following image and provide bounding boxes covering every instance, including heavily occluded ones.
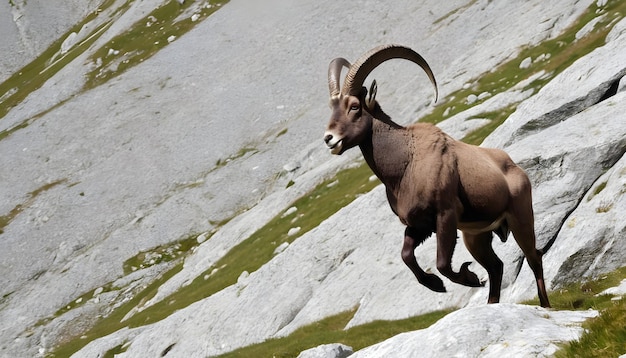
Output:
[0,0,625,357]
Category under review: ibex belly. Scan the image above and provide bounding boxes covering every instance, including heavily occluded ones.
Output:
[458,213,506,235]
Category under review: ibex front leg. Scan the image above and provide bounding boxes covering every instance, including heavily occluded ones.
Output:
[436,209,483,287]
[402,227,446,292]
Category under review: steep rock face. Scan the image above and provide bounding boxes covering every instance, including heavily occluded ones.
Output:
[548,153,625,287]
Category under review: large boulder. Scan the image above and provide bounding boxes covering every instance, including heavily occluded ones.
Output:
[349,304,597,358]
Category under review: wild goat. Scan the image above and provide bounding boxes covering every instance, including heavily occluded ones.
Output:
[323,44,550,307]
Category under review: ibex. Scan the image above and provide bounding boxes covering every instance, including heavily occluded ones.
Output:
[324,44,550,307]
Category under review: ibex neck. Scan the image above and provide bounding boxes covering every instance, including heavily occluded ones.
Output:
[359,119,411,188]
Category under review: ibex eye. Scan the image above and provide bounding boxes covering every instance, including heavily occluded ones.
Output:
[350,104,359,111]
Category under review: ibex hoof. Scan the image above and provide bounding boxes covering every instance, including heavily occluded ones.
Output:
[419,273,447,293]
[459,261,483,287]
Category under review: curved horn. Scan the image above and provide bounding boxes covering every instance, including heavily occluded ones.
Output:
[328,57,351,98]
[341,44,438,102]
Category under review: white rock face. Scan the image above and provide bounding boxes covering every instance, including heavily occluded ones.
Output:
[350,304,597,358]
[539,152,626,289]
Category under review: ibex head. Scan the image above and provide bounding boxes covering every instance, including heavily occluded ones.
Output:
[323,44,438,155]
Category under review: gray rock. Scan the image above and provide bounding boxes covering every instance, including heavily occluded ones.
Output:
[523,151,626,293]
[349,304,597,358]
[519,56,533,69]
[297,343,353,358]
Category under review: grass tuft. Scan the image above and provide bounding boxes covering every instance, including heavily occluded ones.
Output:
[550,267,626,357]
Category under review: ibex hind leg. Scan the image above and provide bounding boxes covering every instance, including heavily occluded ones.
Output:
[508,214,551,308]
[462,231,503,303]
[506,166,551,307]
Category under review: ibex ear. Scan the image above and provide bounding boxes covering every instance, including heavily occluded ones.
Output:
[365,80,377,111]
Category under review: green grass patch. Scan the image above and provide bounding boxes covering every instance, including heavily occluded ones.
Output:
[103,341,129,358]
[433,0,479,26]
[216,307,454,358]
[595,200,614,213]
[545,266,626,357]
[276,128,288,138]
[215,147,257,168]
[123,233,202,275]
[48,282,117,323]
[0,116,29,142]
[524,267,626,311]
[558,297,626,358]
[588,181,608,201]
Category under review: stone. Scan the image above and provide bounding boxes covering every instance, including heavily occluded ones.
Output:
[282,206,298,218]
[60,32,77,54]
[519,56,532,69]
[297,343,353,358]
[196,232,208,244]
[287,227,301,236]
[540,152,626,289]
[273,242,289,255]
[575,14,606,40]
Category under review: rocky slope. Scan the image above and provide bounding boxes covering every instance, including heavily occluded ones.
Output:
[0,0,102,83]
[0,0,625,357]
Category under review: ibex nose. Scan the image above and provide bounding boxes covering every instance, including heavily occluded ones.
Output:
[324,134,333,144]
